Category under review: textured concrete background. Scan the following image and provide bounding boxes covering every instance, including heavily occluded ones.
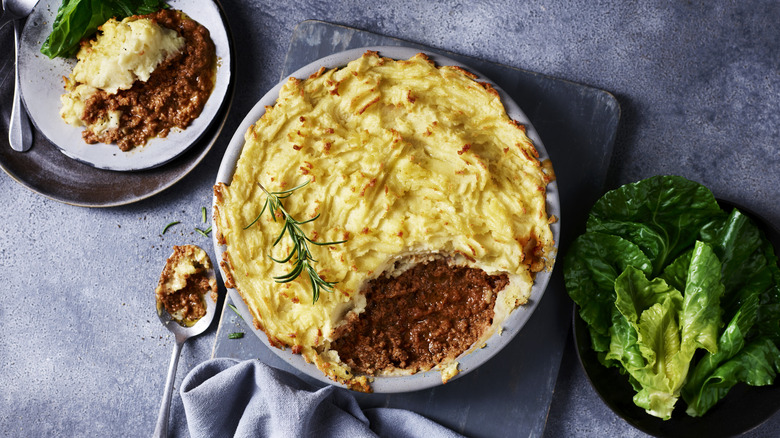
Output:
[1,0,778,436]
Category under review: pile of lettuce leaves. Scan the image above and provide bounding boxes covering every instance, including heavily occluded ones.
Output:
[41,0,169,59]
[564,175,780,420]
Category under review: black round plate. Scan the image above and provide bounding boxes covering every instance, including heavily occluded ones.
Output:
[572,200,780,437]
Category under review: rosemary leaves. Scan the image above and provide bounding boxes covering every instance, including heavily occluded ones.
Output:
[162,221,180,234]
[245,181,345,303]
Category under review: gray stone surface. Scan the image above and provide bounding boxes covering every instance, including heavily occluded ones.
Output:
[1,1,778,437]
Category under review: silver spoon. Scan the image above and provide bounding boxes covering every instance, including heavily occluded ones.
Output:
[1,0,38,152]
[153,246,218,438]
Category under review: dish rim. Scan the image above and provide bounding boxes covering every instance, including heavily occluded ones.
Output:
[212,45,561,393]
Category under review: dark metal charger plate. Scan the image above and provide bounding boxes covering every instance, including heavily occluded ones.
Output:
[212,20,620,438]
[0,1,235,207]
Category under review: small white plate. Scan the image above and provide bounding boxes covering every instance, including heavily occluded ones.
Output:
[18,0,232,171]
[213,46,561,393]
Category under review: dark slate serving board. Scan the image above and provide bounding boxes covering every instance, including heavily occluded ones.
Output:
[212,20,620,438]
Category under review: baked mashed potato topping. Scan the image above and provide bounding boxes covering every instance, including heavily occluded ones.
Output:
[61,16,185,129]
[59,10,215,151]
[214,51,555,391]
[72,17,185,94]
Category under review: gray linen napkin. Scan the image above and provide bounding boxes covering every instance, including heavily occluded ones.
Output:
[180,358,465,438]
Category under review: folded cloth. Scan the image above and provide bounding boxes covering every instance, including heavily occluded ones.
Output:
[180,358,465,438]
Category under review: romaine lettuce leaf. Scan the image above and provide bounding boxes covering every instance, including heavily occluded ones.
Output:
[679,241,724,356]
[605,305,646,375]
[564,232,652,350]
[606,267,681,380]
[608,243,723,420]
[586,175,724,276]
[584,221,666,269]
[614,266,683,325]
[631,297,682,419]
[684,338,780,417]
[680,212,780,416]
[707,209,764,293]
[660,249,692,292]
[757,240,780,344]
[703,208,772,321]
[682,293,759,412]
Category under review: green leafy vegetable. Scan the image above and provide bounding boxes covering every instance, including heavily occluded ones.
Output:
[706,209,774,322]
[685,338,780,416]
[660,249,692,292]
[678,241,724,356]
[606,242,723,420]
[564,232,652,354]
[586,175,724,276]
[630,293,681,418]
[681,293,759,415]
[41,0,169,59]
[565,175,780,420]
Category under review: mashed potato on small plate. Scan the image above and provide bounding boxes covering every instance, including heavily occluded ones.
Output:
[60,16,186,140]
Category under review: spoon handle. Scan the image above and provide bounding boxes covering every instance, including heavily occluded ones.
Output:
[153,338,185,438]
[9,19,33,152]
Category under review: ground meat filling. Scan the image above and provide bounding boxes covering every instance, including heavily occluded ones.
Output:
[155,245,215,327]
[331,258,509,375]
[157,270,210,325]
[81,9,216,151]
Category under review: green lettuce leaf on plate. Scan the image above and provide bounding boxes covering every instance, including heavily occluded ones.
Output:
[684,338,780,416]
[607,242,723,420]
[586,175,724,276]
[564,232,652,356]
[41,0,169,59]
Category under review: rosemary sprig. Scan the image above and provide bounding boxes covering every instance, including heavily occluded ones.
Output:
[245,180,346,304]
[162,221,180,234]
[195,226,212,237]
[227,302,243,319]
[228,332,244,339]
